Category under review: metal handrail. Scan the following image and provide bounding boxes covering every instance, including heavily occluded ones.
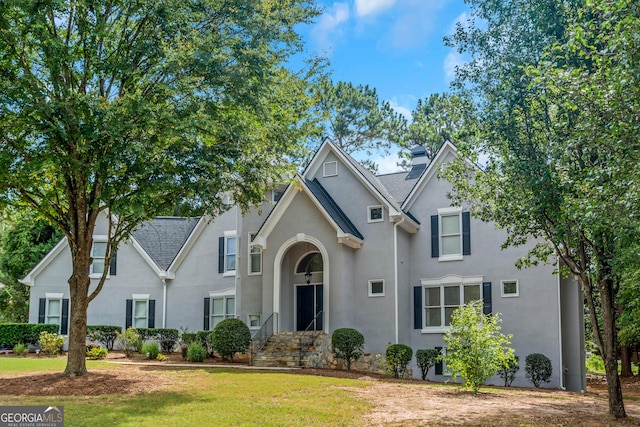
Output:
[250,312,277,366]
[299,310,323,367]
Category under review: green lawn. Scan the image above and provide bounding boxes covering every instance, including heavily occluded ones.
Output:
[0,359,370,426]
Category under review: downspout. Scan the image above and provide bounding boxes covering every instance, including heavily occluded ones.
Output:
[556,262,566,390]
[393,218,405,344]
[162,278,167,329]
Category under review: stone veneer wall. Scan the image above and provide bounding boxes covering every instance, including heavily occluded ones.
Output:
[304,334,388,375]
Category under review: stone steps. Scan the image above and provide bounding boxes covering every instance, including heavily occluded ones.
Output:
[252,332,326,368]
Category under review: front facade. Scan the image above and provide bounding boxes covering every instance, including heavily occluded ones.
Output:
[22,139,586,391]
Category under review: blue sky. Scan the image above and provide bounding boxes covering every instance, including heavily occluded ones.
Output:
[298,0,471,172]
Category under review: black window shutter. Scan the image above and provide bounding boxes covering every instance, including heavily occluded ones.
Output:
[483,282,492,315]
[61,299,69,335]
[203,297,210,330]
[430,215,439,258]
[462,211,471,255]
[38,298,46,323]
[109,250,117,275]
[435,346,443,375]
[125,299,133,328]
[148,300,155,328]
[218,237,225,273]
[413,286,423,329]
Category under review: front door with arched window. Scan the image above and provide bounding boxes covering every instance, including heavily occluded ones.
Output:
[295,252,323,331]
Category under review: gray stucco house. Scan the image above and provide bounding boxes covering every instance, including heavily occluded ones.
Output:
[21,139,586,390]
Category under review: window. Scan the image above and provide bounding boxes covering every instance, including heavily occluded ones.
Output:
[272,189,284,203]
[421,276,483,330]
[368,206,383,223]
[248,232,262,275]
[295,252,323,274]
[211,295,235,329]
[39,293,68,334]
[432,208,471,261]
[90,239,107,276]
[46,297,62,327]
[247,314,261,329]
[219,231,237,276]
[323,161,338,177]
[440,210,462,257]
[501,280,519,297]
[368,279,385,297]
[133,299,148,328]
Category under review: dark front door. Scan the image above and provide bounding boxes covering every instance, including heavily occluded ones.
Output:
[296,284,323,331]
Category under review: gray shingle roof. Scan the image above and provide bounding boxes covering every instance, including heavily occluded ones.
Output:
[305,178,364,240]
[376,163,426,205]
[131,217,201,270]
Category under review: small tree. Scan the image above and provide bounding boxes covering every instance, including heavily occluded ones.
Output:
[211,319,251,361]
[416,349,440,381]
[443,300,515,394]
[498,355,520,387]
[525,353,552,388]
[386,344,413,378]
[116,328,140,358]
[331,328,365,371]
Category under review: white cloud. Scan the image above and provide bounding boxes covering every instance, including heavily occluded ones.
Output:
[388,98,412,121]
[448,11,471,35]
[355,0,396,17]
[310,3,350,55]
[444,50,464,82]
[372,153,403,174]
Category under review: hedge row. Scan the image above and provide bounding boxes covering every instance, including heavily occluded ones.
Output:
[0,323,59,348]
[135,328,179,342]
[87,325,122,350]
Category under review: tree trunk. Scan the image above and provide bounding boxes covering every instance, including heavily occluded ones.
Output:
[599,275,626,418]
[63,242,92,377]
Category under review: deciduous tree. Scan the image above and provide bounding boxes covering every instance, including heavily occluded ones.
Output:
[0,0,320,376]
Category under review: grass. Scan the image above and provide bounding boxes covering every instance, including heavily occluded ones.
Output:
[586,354,640,376]
[0,357,112,373]
[0,360,370,426]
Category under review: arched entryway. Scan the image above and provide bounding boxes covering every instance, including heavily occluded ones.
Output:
[273,234,329,333]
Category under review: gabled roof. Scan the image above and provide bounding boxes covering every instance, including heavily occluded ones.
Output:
[376,163,427,206]
[131,217,202,271]
[253,174,364,250]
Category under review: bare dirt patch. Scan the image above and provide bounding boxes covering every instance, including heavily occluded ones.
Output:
[2,353,640,426]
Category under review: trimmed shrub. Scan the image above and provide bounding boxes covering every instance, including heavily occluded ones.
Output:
[386,344,413,378]
[0,323,59,348]
[141,341,160,360]
[525,353,552,388]
[211,318,251,361]
[498,355,520,387]
[186,342,206,362]
[181,333,197,345]
[331,328,365,370]
[160,339,176,354]
[116,327,141,357]
[87,325,122,350]
[134,328,179,342]
[39,331,64,357]
[156,353,169,361]
[13,343,28,356]
[86,347,108,359]
[416,349,439,380]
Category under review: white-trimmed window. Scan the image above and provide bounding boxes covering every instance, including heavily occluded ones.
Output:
[90,237,108,277]
[368,279,385,297]
[368,205,383,223]
[45,293,63,327]
[421,275,483,331]
[223,231,237,276]
[210,289,235,329]
[248,232,262,275]
[247,313,261,330]
[132,294,149,328]
[439,207,462,260]
[501,280,519,297]
[323,161,338,177]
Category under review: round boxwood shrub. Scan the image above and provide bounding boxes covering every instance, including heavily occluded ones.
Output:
[386,344,413,378]
[525,353,552,388]
[331,328,365,371]
[211,318,251,361]
[186,342,206,362]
